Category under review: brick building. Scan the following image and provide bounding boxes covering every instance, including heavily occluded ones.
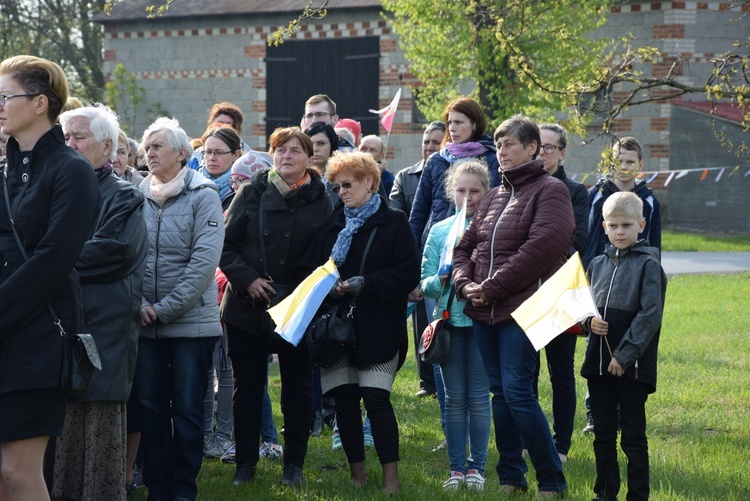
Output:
[98,0,426,169]
[99,1,750,230]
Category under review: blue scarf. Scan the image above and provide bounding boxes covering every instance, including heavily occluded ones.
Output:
[330,194,381,266]
[199,166,233,201]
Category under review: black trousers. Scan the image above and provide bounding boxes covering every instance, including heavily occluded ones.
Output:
[329,384,399,465]
[588,376,650,501]
[226,322,312,468]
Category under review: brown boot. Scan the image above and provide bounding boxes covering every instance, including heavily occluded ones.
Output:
[349,461,366,487]
[381,461,400,495]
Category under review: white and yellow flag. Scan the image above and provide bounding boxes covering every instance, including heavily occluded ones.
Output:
[268,258,340,347]
[511,252,601,351]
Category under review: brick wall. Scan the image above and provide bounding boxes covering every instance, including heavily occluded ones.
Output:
[102,8,425,169]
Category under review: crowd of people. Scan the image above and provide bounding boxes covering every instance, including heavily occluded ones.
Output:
[0,55,666,501]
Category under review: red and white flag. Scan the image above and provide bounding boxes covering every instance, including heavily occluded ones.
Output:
[369,88,401,133]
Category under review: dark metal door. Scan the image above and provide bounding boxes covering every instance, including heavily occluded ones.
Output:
[265,36,380,140]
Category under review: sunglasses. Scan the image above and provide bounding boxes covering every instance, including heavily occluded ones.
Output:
[331,181,354,194]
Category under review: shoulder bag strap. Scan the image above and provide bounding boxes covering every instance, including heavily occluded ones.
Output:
[345,226,378,315]
[258,201,270,279]
[3,166,67,337]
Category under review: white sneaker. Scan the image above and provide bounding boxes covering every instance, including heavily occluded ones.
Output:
[465,469,485,491]
[259,441,283,459]
[443,471,464,491]
[558,452,568,463]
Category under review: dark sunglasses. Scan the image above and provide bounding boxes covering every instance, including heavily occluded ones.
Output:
[331,181,354,194]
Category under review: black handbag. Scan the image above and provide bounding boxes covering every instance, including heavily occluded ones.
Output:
[307,227,378,367]
[3,166,102,397]
[306,303,356,367]
[419,286,454,365]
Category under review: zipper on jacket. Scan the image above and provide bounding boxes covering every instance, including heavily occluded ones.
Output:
[600,248,619,375]
[487,174,515,325]
[154,206,162,338]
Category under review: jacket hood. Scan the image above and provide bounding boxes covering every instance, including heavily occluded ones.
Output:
[603,240,659,260]
[477,134,496,151]
[141,167,218,197]
[598,178,653,199]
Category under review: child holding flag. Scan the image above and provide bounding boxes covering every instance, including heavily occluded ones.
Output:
[581,191,667,501]
[420,159,491,491]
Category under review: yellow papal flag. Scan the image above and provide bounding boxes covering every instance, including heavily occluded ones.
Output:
[268,258,340,347]
[511,252,601,351]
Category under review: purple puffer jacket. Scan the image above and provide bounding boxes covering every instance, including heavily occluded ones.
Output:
[453,159,575,325]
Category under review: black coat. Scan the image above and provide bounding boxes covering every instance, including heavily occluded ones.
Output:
[76,169,147,402]
[313,197,420,368]
[220,169,333,338]
[0,126,99,393]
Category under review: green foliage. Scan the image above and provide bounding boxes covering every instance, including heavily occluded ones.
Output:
[0,0,106,103]
[381,0,613,125]
[105,63,168,137]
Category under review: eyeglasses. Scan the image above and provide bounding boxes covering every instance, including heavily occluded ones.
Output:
[331,181,354,193]
[541,144,563,154]
[231,177,249,188]
[204,149,233,156]
[0,92,42,106]
[303,111,331,121]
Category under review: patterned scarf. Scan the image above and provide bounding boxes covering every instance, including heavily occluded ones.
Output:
[330,194,381,266]
[268,168,311,197]
[199,165,233,201]
[440,142,489,163]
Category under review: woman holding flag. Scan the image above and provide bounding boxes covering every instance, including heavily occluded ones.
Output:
[220,126,332,487]
[452,115,574,497]
[311,150,419,495]
[420,159,491,491]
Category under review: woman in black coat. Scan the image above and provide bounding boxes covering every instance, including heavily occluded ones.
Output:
[311,150,419,495]
[220,127,332,487]
[0,56,99,498]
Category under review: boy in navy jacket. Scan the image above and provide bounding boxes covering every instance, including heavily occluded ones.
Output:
[581,191,667,501]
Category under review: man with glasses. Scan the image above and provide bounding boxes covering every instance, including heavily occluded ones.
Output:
[534,122,589,463]
[302,94,354,149]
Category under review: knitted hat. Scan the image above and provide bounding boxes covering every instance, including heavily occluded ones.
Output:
[231,150,273,179]
[336,118,362,146]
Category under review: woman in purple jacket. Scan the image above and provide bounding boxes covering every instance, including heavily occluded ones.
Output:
[453,115,574,498]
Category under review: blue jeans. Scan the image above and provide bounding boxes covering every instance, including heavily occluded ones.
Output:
[440,325,490,475]
[204,336,234,440]
[533,333,577,455]
[135,336,217,500]
[261,356,278,444]
[473,320,567,492]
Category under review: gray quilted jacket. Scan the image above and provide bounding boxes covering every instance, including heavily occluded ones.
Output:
[140,168,224,339]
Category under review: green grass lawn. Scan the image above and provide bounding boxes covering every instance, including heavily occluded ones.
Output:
[130,272,750,500]
[662,229,750,252]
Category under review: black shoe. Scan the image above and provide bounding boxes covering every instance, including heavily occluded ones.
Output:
[311,411,323,437]
[280,464,303,487]
[232,463,256,485]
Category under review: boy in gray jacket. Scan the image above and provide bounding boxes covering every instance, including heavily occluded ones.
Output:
[581,191,667,501]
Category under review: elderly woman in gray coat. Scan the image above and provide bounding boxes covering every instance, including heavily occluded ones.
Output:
[136,117,224,501]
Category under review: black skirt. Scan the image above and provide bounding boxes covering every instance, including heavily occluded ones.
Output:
[0,387,67,441]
